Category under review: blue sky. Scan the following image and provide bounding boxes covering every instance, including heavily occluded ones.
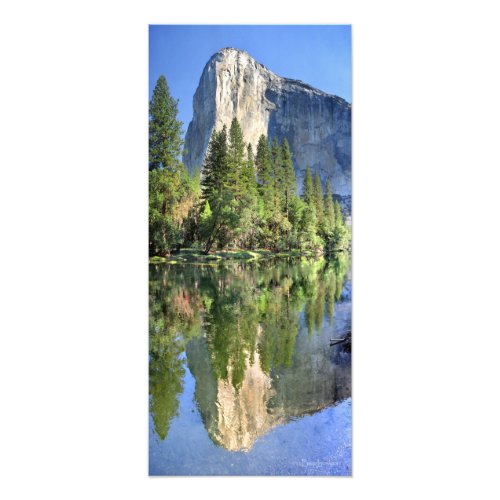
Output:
[149,25,351,136]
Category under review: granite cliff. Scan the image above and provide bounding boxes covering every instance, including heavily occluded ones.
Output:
[183,47,351,202]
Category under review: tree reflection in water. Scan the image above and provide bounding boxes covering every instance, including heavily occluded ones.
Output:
[149,254,350,447]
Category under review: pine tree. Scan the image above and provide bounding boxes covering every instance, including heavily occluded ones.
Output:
[237,143,260,248]
[241,143,257,198]
[256,135,273,207]
[299,203,318,251]
[201,126,228,204]
[303,166,315,207]
[271,137,283,210]
[313,172,325,233]
[227,118,245,195]
[298,166,320,250]
[149,75,183,172]
[330,200,349,251]
[149,76,192,255]
[288,195,305,250]
[324,180,335,235]
[199,125,243,253]
[281,139,296,218]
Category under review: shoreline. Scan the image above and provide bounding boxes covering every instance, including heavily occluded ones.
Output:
[149,248,347,264]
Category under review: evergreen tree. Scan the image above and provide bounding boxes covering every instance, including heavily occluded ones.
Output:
[265,138,295,250]
[313,172,325,233]
[199,125,241,253]
[299,203,318,251]
[303,166,315,207]
[271,137,283,210]
[147,92,351,255]
[201,126,229,204]
[255,135,275,247]
[236,143,260,248]
[324,180,335,235]
[149,76,195,255]
[256,135,273,206]
[288,195,305,250]
[298,166,320,250]
[227,118,245,195]
[330,200,350,251]
[149,75,183,172]
[281,139,296,218]
[241,143,257,198]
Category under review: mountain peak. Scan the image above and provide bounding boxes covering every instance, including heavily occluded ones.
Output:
[184,49,352,200]
[218,46,246,54]
[208,47,257,66]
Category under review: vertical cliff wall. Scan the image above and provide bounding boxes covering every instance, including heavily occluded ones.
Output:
[182,48,351,200]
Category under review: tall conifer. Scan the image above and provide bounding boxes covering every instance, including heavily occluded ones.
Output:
[281,139,296,217]
[313,172,325,231]
[149,75,183,172]
[227,118,245,195]
[201,126,228,204]
[303,166,315,207]
[324,180,335,234]
[271,138,283,210]
[256,135,274,209]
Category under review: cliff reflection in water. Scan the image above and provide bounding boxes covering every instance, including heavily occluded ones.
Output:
[149,255,351,451]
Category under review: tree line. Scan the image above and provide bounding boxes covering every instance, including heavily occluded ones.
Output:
[149,75,350,256]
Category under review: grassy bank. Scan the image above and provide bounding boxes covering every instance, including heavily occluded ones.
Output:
[149,248,323,264]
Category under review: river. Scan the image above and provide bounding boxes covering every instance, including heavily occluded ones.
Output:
[149,255,351,475]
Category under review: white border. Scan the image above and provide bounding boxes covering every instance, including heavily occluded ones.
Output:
[1,1,500,497]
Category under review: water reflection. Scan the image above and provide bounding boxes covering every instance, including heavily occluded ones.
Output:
[149,255,351,451]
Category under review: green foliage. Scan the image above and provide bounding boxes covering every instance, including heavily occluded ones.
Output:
[281,139,297,217]
[194,126,344,254]
[201,126,229,204]
[149,331,184,440]
[242,143,257,198]
[191,166,201,198]
[299,203,320,251]
[256,134,274,207]
[148,80,350,257]
[149,76,199,255]
[149,255,349,416]
[199,200,213,241]
[147,78,353,437]
[148,266,203,440]
[324,199,351,253]
[324,180,335,235]
[149,75,183,172]
[227,117,245,193]
[303,166,315,207]
[199,126,241,253]
[313,172,325,233]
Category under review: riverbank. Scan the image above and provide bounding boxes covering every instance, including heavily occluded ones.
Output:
[149,248,329,264]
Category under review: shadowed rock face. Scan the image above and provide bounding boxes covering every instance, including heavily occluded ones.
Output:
[183,47,351,200]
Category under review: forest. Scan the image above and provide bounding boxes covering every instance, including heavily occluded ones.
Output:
[149,75,351,257]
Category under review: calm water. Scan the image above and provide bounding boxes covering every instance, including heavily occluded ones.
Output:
[149,255,352,476]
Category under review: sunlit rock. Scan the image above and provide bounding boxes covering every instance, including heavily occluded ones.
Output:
[183,47,351,200]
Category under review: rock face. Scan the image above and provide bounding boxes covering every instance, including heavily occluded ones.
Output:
[183,47,351,200]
